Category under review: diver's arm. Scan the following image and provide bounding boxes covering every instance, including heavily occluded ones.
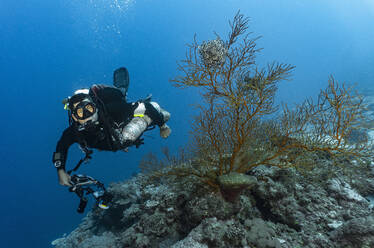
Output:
[53,127,77,186]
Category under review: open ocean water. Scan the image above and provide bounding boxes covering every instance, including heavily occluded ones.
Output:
[1,0,374,247]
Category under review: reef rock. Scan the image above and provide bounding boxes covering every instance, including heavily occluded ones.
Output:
[52,154,374,248]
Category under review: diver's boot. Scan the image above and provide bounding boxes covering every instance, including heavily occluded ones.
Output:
[160,123,171,138]
[158,108,171,138]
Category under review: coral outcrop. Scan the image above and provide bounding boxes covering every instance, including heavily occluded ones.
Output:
[52,153,374,248]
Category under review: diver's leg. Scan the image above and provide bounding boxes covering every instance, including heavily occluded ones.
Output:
[147,102,171,138]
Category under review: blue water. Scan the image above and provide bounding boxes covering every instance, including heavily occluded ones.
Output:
[1,0,373,247]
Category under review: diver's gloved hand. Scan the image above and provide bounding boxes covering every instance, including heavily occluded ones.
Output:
[160,124,171,138]
[134,138,144,148]
[57,169,72,187]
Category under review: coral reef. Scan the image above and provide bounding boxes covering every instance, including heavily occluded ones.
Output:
[52,153,374,248]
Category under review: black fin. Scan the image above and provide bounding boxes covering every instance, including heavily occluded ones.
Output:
[113,67,130,91]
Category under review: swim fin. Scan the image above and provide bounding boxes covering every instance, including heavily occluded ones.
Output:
[113,67,130,96]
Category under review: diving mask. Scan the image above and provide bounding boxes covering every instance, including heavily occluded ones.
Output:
[72,100,97,120]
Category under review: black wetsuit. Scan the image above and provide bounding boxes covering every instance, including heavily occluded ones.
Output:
[53,86,165,170]
[54,86,135,170]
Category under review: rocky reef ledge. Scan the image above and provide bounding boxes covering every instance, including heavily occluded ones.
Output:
[52,156,374,248]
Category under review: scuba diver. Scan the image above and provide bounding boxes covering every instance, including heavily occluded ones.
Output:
[52,67,171,212]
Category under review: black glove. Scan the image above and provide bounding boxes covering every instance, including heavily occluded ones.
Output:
[133,138,144,148]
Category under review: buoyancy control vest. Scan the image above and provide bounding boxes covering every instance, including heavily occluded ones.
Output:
[89,84,136,151]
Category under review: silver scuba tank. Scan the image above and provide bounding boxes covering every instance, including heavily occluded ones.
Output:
[121,117,149,142]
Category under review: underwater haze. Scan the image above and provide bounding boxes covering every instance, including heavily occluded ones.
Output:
[1,0,374,247]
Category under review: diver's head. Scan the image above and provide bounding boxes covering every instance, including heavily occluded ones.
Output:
[69,89,98,126]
